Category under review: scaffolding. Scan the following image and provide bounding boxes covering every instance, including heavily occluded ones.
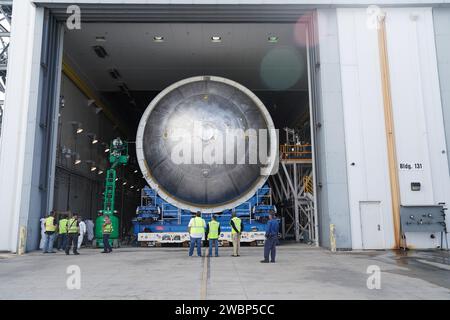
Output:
[270,128,318,245]
[0,1,11,135]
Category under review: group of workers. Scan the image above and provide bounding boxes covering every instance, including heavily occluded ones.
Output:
[187,211,279,263]
[41,212,114,255]
[42,210,279,262]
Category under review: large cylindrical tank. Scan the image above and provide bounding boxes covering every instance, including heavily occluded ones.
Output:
[136,76,277,213]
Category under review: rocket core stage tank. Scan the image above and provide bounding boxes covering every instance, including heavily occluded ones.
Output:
[136,76,278,213]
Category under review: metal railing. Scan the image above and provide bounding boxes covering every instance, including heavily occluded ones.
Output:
[280,144,312,160]
[256,187,272,206]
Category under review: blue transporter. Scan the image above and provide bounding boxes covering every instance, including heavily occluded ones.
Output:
[132,185,276,246]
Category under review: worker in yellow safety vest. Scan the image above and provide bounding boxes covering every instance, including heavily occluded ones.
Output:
[206,215,221,257]
[188,211,206,257]
[101,215,114,254]
[43,211,57,254]
[57,216,68,251]
[230,212,243,257]
[65,214,80,255]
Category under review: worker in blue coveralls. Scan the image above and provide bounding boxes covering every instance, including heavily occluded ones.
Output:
[261,211,279,263]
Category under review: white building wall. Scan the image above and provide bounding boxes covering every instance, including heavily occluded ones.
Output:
[337,7,450,249]
[386,8,450,247]
[337,8,394,249]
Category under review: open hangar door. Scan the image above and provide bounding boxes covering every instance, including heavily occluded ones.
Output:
[37,3,324,249]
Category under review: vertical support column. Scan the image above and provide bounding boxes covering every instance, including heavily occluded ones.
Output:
[377,14,402,249]
[0,0,45,252]
[315,9,352,249]
[306,23,320,247]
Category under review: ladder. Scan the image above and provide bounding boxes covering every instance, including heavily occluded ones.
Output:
[103,168,117,214]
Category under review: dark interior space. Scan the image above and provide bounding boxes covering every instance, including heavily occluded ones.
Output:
[60,21,311,233]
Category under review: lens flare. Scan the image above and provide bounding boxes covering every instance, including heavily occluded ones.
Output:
[260,46,304,91]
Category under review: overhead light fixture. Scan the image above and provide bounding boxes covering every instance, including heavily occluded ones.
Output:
[130,185,135,189]
[123,181,127,186]
[102,142,110,153]
[134,170,138,173]
[70,121,83,134]
[87,133,98,144]
[268,36,279,43]
[115,178,119,182]
[85,160,97,172]
[118,83,131,97]
[108,68,121,80]
[153,36,164,42]
[211,36,222,43]
[74,153,81,165]
[98,170,104,175]
[92,45,108,58]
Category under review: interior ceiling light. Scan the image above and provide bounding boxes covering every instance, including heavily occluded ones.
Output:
[74,154,81,165]
[109,68,121,80]
[71,122,83,134]
[91,166,97,172]
[98,170,104,175]
[130,185,135,189]
[105,148,110,153]
[153,36,164,42]
[211,36,222,43]
[119,83,131,96]
[87,133,98,144]
[268,36,279,43]
[134,170,138,173]
[92,45,108,58]
[123,181,127,186]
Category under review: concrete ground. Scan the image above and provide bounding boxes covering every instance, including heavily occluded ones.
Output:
[0,243,449,299]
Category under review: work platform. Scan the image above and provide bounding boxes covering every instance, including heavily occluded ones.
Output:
[281,158,313,164]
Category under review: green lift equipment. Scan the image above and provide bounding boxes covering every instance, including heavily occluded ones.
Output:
[94,137,129,248]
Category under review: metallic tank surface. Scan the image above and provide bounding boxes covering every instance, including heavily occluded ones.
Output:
[136,76,277,213]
